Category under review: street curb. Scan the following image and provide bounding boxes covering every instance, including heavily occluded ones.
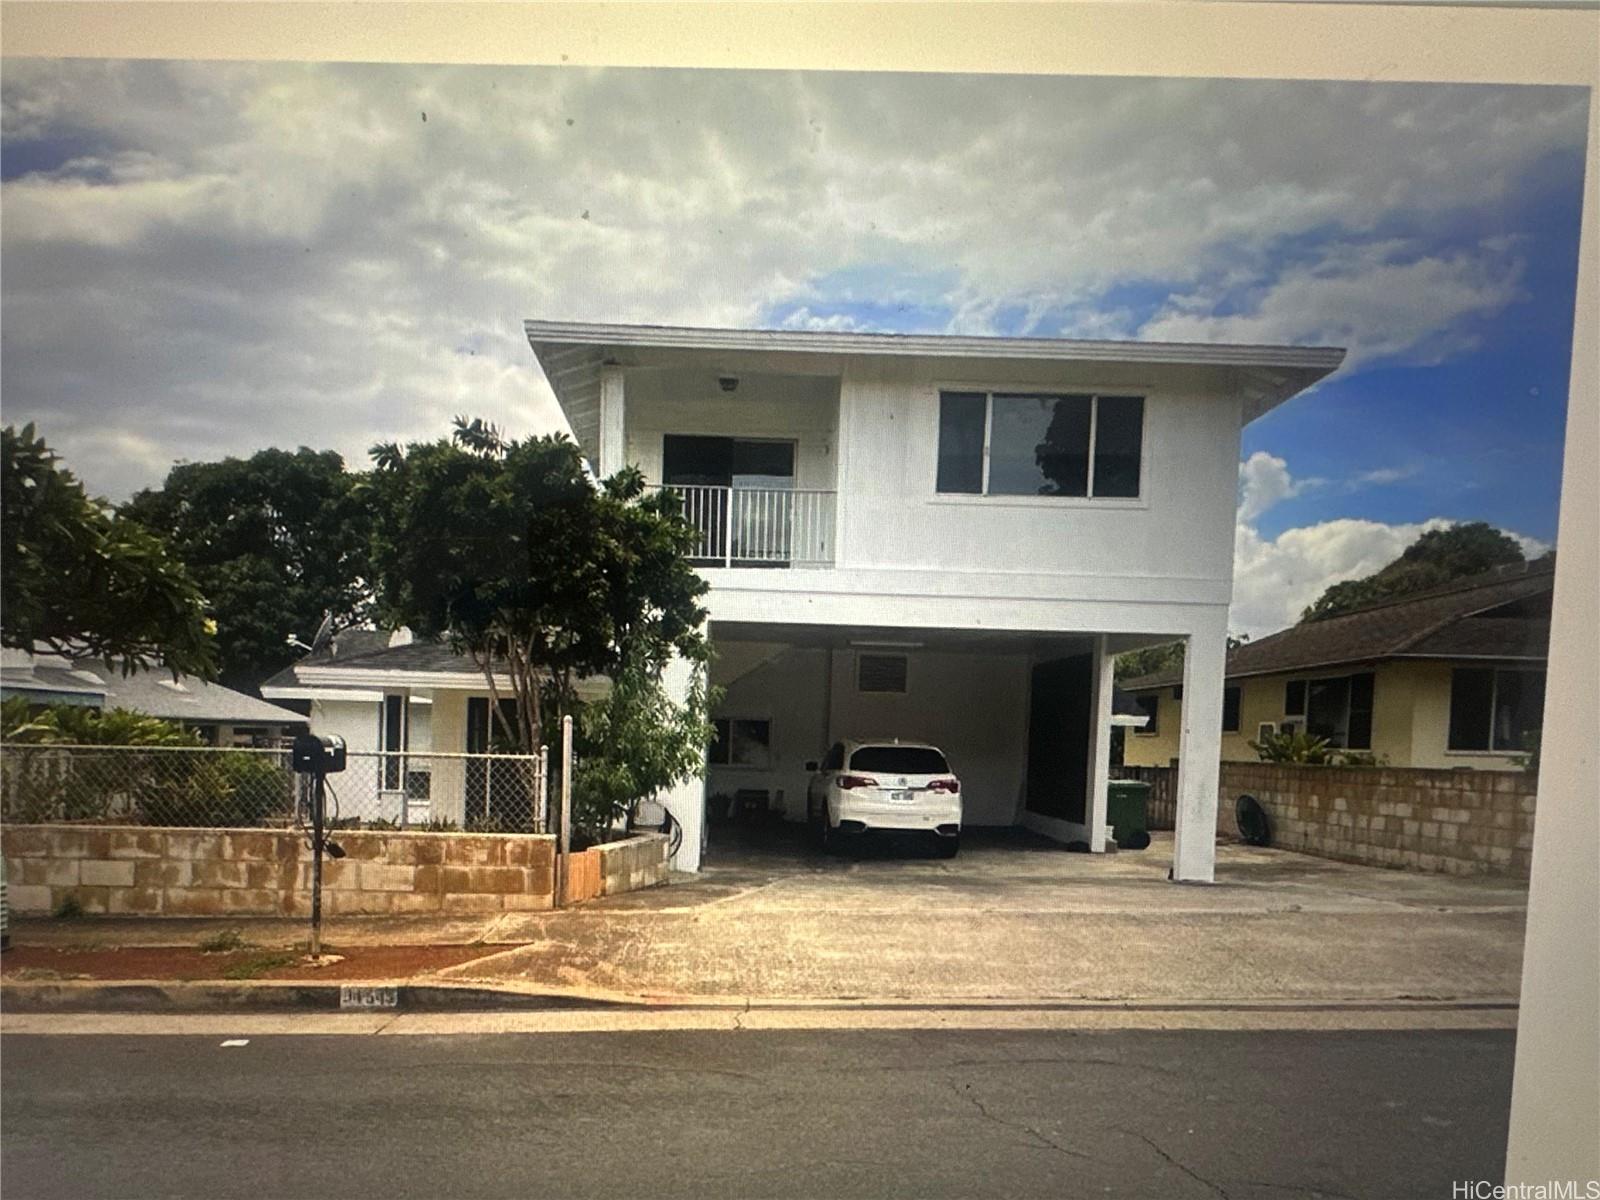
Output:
[1,979,1523,1016]
[0,980,640,1014]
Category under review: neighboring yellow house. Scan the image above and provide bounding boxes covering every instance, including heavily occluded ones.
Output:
[1123,560,1552,772]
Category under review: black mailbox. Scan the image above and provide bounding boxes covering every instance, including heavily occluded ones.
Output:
[292,733,347,774]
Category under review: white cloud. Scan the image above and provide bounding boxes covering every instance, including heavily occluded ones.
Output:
[1229,453,1552,637]
[0,64,1586,497]
[1237,451,1324,523]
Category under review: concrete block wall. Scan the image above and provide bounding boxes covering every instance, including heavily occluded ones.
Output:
[1,825,564,917]
[597,833,670,896]
[1217,762,1537,877]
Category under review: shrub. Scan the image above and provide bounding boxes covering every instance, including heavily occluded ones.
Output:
[1249,730,1335,764]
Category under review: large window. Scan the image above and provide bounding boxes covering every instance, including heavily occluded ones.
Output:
[1448,668,1545,752]
[709,718,772,768]
[1222,686,1242,733]
[1290,672,1375,750]
[936,391,1145,498]
[857,653,908,694]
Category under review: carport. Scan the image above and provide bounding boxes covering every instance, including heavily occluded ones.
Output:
[702,622,1182,866]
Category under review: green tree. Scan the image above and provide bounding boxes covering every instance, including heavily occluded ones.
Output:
[367,418,711,767]
[121,447,373,692]
[1114,635,1248,681]
[2,424,215,678]
[1301,522,1526,622]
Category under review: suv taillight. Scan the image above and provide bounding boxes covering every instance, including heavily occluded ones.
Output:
[927,778,960,793]
[836,774,875,790]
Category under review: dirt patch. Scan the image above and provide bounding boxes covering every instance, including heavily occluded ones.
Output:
[0,944,513,983]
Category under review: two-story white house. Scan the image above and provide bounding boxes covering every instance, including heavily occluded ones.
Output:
[523,320,1343,881]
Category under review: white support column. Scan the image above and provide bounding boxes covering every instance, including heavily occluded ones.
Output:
[657,651,706,872]
[1086,634,1115,853]
[597,364,626,479]
[1173,611,1228,883]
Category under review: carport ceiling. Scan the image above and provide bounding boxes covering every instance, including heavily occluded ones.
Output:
[710,622,1104,657]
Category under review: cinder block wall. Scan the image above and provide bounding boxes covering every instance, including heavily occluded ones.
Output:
[598,834,671,895]
[1,825,563,916]
[1217,763,1537,877]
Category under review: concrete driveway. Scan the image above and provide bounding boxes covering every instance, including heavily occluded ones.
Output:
[444,827,1529,1005]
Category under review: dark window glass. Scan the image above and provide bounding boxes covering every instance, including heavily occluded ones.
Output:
[1093,396,1144,497]
[822,742,846,771]
[989,393,1091,496]
[1172,685,1184,701]
[730,440,795,480]
[1347,672,1375,750]
[1306,676,1352,747]
[1285,680,1307,717]
[709,718,730,766]
[1448,669,1494,751]
[728,719,771,767]
[382,694,405,788]
[849,745,950,774]
[1135,694,1159,735]
[936,392,985,494]
[858,653,908,693]
[1491,671,1545,752]
[1222,686,1241,733]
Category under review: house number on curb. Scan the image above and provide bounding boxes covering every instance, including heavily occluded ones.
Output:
[340,985,399,1010]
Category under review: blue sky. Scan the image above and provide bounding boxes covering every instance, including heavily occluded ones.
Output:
[0,64,1589,634]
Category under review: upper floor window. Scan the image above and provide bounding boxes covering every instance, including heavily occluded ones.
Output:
[937,391,1145,498]
[857,653,909,694]
[1448,668,1544,753]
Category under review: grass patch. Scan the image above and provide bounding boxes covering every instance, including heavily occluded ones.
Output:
[221,951,296,980]
[197,928,250,954]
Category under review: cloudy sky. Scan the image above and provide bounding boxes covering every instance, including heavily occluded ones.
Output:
[1,62,1587,636]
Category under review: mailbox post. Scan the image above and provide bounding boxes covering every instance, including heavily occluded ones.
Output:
[292,734,346,959]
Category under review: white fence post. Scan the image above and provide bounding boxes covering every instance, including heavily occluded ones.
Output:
[557,716,573,907]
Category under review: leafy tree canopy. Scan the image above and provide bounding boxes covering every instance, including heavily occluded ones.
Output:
[2,424,215,678]
[367,418,711,759]
[1300,522,1526,623]
[1114,635,1248,682]
[122,447,373,692]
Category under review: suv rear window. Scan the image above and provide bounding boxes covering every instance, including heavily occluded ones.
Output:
[848,745,949,774]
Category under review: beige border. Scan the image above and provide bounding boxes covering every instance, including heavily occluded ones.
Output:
[1,0,1596,1184]
[0,2,1592,86]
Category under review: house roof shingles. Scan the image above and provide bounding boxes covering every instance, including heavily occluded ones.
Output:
[1123,560,1556,691]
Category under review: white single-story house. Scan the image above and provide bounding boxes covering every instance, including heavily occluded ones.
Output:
[260,629,604,827]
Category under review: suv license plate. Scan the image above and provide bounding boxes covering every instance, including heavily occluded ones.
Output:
[890,790,913,803]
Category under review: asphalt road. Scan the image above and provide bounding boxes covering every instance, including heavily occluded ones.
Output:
[1,1028,1511,1199]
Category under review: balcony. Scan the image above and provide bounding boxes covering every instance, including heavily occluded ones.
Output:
[653,484,836,568]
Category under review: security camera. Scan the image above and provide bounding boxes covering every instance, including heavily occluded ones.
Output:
[718,376,739,393]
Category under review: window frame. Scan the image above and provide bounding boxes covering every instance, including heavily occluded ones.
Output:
[1222,686,1242,734]
[930,382,1151,507]
[856,653,910,695]
[1280,671,1375,751]
[1446,666,1546,755]
[1132,694,1160,736]
[708,716,774,769]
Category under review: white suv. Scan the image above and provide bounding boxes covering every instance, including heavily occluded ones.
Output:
[805,739,962,857]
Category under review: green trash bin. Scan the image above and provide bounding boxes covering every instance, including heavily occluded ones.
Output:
[1106,780,1152,850]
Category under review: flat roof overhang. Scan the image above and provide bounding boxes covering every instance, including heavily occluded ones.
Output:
[525,319,1346,462]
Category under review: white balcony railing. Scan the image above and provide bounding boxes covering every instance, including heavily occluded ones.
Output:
[653,484,835,568]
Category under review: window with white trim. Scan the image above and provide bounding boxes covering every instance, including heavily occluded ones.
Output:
[1448,668,1545,753]
[937,391,1145,498]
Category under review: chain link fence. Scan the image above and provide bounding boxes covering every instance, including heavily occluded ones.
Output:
[0,744,550,833]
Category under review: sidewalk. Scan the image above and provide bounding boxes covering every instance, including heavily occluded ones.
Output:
[1,832,1529,1007]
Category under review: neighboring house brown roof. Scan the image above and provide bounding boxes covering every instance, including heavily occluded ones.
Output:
[1123,559,1555,692]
